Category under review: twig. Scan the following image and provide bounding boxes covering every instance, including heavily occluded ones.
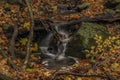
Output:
[0,45,18,70]
[23,0,34,69]
[101,66,118,80]
[0,73,14,80]
[9,5,20,59]
[9,21,18,59]
[16,14,120,36]
[115,54,120,63]
[55,14,120,28]
[80,52,118,74]
[94,52,117,67]
[51,72,108,80]
[0,45,7,58]
[7,57,18,71]
[50,69,61,80]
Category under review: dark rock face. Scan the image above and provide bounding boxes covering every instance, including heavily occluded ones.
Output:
[104,0,120,13]
[116,4,120,12]
[65,22,109,58]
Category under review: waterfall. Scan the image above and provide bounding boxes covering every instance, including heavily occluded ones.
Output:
[39,25,77,69]
[54,25,70,60]
[39,33,56,58]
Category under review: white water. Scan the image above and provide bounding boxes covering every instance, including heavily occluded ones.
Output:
[39,26,76,69]
[55,26,70,59]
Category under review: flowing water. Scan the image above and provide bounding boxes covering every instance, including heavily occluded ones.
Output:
[39,25,77,69]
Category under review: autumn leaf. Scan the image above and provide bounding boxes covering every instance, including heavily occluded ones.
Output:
[52,5,57,11]
[116,40,120,45]
[44,72,51,77]
[73,63,79,67]
[23,22,30,30]
[1,59,7,65]
[77,77,82,80]
[111,63,120,72]
[20,38,28,45]
[90,57,96,63]
[111,63,119,69]
[31,43,38,52]
[65,77,72,80]
[26,68,33,72]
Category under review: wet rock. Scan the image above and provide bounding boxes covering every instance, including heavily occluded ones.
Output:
[65,22,109,58]
[43,57,76,70]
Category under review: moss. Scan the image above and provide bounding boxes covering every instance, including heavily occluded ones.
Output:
[65,22,109,58]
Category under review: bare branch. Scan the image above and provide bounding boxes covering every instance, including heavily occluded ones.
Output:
[9,6,20,59]
[0,45,18,70]
[9,22,18,58]
[0,44,7,58]
[23,0,34,69]
[51,72,110,80]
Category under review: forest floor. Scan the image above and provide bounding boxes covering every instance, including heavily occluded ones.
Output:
[0,0,120,80]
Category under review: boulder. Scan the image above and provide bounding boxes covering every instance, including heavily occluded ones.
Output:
[65,22,109,58]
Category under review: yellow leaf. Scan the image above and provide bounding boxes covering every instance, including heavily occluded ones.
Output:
[26,68,33,72]
[111,63,120,72]
[31,43,38,52]
[88,69,93,74]
[64,77,71,80]
[91,57,96,63]
[44,72,51,77]
[98,36,102,40]
[23,22,30,30]
[77,77,82,80]
[111,63,119,69]
[52,6,57,11]
[116,40,120,45]
[20,38,28,45]
[73,63,79,67]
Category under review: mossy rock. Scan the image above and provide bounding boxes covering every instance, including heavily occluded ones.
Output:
[104,9,116,15]
[65,22,109,58]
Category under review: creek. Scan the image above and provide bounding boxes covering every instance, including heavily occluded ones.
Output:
[39,25,77,69]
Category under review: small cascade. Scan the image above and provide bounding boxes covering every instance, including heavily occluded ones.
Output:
[39,25,77,69]
[54,26,70,59]
[40,33,52,53]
